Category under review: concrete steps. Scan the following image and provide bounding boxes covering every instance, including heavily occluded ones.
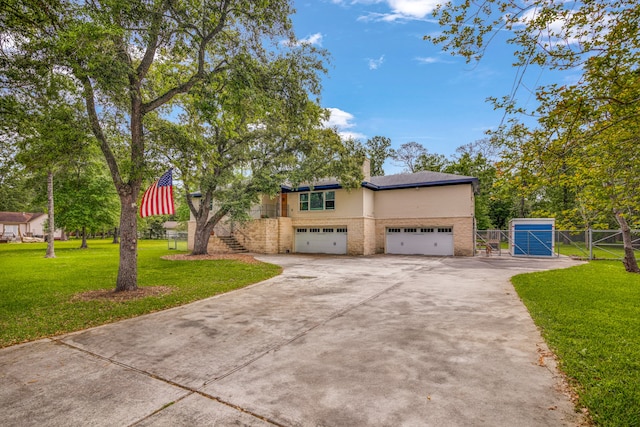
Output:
[218,235,249,253]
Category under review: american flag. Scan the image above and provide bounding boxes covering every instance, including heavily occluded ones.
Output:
[139,169,175,218]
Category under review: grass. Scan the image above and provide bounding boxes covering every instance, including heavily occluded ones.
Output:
[512,262,640,426]
[481,241,638,261]
[0,239,281,348]
[555,241,639,261]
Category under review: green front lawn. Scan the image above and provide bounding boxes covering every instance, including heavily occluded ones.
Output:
[513,262,640,426]
[0,239,281,348]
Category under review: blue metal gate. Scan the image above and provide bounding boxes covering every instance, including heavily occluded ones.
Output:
[512,224,554,256]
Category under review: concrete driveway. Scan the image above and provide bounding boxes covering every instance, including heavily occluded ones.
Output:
[0,255,585,426]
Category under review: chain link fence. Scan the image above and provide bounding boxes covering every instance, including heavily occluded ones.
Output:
[476,229,640,260]
[167,232,188,251]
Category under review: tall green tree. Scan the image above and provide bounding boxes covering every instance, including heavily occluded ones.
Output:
[414,151,450,173]
[10,75,90,257]
[412,140,507,229]
[532,64,640,270]
[365,136,391,176]
[2,0,298,289]
[55,150,120,249]
[0,141,35,212]
[428,0,640,272]
[0,98,29,211]
[152,50,364,255]
[445,147,497,229]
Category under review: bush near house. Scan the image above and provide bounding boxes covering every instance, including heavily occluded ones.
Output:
[513,262,640,427]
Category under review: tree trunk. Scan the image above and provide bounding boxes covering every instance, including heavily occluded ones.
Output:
[191,204,229,255]
[45,170,56,258]
[112,227,119,244]
[115,192,139,291]
[614,210,639,273]
[80,225,88,249]
[192,219,214,255]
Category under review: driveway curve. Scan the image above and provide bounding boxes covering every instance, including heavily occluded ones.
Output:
[0,255,586,426]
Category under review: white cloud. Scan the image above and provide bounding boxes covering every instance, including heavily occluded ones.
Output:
[387,0,440,19]
[299,32,324,46]
[513,7,612,48]
[0,32,18,53]
[414,56,438,64]
[339,130,368,141]
[356,0,440,22]
[414,56,452,64]
[323,108,367,141]
[368,55,385,70]
[324,107,356,129]
[282,32,323,47]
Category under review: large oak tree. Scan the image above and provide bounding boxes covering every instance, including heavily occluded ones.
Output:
[428,0,640,272]
[152,48,364,255]
[2,0,299,289]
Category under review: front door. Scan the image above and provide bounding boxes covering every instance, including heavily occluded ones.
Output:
[280,193,288,217]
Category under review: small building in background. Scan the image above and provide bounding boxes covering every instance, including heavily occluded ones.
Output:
[509,218,556,257]
[0,212,63,242]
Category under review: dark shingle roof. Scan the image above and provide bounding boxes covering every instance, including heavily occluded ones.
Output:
[284,171,478,192]
[367,171,478,191]
[192,171,479,196]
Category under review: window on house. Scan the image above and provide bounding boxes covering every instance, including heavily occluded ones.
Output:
[325,191,335,210]
[299,190,336,211]
[300,193,309,211]
[310,192,324,210]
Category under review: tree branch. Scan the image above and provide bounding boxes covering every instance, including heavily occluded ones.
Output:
[136,0,169,82]
[79,75,123,189]
[140,0,232,114]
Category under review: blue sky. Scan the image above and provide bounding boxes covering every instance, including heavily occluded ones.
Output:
[290,0,557,172]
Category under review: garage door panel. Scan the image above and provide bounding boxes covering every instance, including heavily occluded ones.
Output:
[295,227,347,254]
[386,227,453,256]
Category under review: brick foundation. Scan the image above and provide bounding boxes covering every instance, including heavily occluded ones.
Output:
[190,216,475,256]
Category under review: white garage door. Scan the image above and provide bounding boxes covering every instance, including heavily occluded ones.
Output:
[295,227,347,254]
[386,227,454,256]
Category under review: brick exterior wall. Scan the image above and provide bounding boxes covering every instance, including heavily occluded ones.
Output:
[278,217,293,253]
[190,215,475,256]
[187,183,476,256]
[233,218,280,254]
[363,217,377,255]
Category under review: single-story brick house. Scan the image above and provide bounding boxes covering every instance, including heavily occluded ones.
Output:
[188,164,479,256]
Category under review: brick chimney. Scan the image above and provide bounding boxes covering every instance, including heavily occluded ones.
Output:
[362,158,371,182]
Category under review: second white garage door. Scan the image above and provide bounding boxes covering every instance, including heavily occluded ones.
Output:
[386,227,454,256]
[295,227,347,254]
